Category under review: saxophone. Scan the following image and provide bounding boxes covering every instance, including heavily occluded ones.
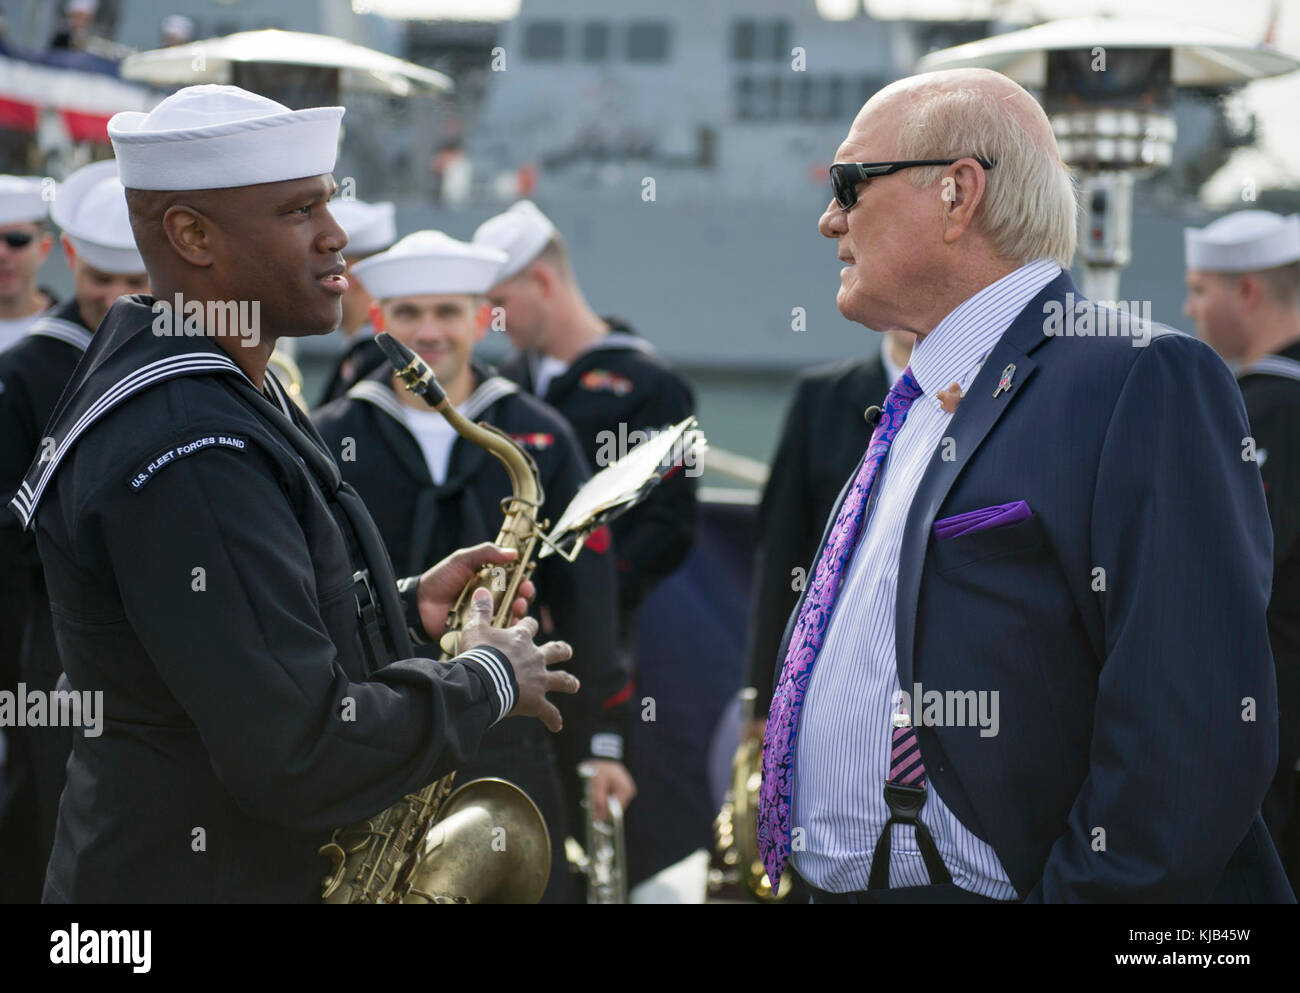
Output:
[318,333,552,904]
[708,688,792,902]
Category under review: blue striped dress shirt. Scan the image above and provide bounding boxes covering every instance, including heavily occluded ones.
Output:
[789,258,1061,897]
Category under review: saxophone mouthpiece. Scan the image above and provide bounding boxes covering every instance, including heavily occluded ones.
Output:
[375,332,447,407]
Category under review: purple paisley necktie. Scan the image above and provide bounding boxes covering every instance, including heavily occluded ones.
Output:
[758,365,924,887]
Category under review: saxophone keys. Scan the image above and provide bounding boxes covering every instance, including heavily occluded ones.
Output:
[319,842,347,899]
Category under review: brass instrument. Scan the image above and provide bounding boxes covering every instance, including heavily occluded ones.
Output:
[318,333,552,904]
[568,761,628,903]
[268,343,308,411]
[708,688,791,902]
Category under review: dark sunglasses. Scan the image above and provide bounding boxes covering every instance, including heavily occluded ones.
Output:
[830,157,997,211]
[1,231,36,249]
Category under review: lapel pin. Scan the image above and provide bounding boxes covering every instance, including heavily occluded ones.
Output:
[936,381,963,413]
[992,363,1016,398]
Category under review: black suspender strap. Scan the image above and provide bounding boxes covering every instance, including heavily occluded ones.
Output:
[868,781,954,890]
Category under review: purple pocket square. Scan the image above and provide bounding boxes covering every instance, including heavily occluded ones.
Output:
[933,500,1032,541]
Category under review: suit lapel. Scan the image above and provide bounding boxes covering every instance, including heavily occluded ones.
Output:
[894,271,1074,688]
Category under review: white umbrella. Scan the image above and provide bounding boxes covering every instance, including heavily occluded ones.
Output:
[916,17,1300,88]
[120,29,452,98]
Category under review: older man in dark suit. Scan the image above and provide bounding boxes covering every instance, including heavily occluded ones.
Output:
[758,67,1293,903]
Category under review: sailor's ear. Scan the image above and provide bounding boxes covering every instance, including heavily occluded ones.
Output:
[528,260,556,298]
[369,300,386,333]
[160,203,214,267]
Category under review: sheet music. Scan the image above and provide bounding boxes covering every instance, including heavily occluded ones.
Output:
[542,416,706,556]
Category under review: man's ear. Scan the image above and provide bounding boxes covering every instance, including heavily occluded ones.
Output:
[161,203,215,267]
[939,158,989,246]
[368,299,386,334]
[59,232,76,269]
[1238,274,1265,312]
[530,262,555,299]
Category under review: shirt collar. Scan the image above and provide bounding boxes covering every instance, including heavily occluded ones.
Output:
[879,333,904,386]
[907,258,1060,401]
[350,361,518,426]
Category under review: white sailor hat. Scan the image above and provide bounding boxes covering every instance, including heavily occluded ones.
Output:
[0,175,52,227]
[330,199,397,258]
[161,15,194,42]
[472,200,557,282]
[1185,210,1300,274]
[50,159,143,274]
[108,85,344,192]
[352,230,508,300]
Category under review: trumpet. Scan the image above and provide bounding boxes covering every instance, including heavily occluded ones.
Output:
[568,761,628,904]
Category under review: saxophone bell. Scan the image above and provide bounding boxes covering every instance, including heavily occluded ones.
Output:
[403,777,551,904]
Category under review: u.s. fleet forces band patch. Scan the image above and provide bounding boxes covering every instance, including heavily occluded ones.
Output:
[127,434,248,491]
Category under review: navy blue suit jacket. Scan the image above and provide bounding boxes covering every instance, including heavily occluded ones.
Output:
[772,271,1294,902]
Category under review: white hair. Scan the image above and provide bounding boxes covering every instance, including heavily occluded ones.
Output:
[896,84,1078,269]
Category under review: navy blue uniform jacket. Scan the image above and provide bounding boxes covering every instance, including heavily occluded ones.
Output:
[770,272,1294,902]
[0,300,96,872]
[9,297,518,903]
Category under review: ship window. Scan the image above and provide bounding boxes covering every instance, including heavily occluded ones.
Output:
[582,22,610,61]
[780,75,802,119]
[736,77,755,120]
[732,19,791,62]
[826,76,844,119]
[761,77,782,119]
[739,74,856,121]
[627,21,670,62]
[771,21,790,61]
[733,75,789,120]
[524,21,565,61]
[797,76,815,117]
[733,20,757,61]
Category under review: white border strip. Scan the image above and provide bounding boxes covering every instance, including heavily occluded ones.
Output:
[460,647,515,724]
[28,317,92,352]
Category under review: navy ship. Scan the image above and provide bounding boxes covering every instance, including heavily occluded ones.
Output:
[0,0,1276,468]
[2,0,1287,898]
